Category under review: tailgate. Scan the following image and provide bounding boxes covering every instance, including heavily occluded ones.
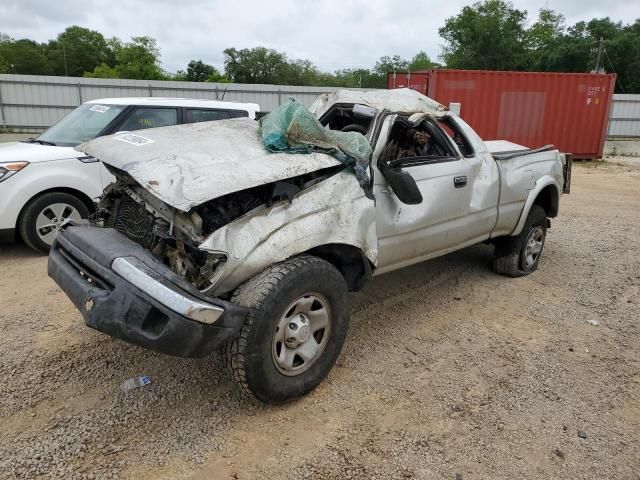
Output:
[562,154,572,194]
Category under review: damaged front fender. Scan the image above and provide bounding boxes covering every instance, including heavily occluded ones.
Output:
[198,171,377,295]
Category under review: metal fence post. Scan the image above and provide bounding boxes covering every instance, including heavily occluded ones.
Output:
[148,84,153,97]
[0,78,6,131]
[215,87,219,100]
[277,89,282,105]
[77,83,83,104]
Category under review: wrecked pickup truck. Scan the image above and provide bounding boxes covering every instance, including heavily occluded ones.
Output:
[48,88,571,404]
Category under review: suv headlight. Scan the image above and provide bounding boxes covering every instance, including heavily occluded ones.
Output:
[0,161,29,183]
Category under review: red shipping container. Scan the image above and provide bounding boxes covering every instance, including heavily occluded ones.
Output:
[386,72,429,95]
[387,69,615,159]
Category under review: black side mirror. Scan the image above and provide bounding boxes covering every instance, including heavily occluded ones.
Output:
[380,164,423,205]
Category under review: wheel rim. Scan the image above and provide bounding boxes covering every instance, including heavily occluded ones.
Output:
[272,293,332,376]
[35,203,82,246]
[521,226,545,270]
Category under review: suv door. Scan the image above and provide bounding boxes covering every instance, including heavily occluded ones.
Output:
[373,114,497,273]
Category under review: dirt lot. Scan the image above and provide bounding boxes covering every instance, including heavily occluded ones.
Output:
[1,161,639,480]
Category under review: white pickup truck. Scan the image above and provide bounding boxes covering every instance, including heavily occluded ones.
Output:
[48,89,571,404]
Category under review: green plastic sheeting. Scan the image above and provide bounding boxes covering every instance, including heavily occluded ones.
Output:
[258,98,373,199]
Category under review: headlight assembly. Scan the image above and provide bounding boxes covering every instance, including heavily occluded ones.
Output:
[0,161,29,183]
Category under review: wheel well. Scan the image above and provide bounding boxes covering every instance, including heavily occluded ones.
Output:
[305,244,372,292]
[533,185,559,218]
[16,187,96,235]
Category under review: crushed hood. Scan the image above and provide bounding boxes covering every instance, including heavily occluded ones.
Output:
[310,88,447,118]
[77,118,341,211]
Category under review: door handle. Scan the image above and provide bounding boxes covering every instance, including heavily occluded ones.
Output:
[454,176,467,188]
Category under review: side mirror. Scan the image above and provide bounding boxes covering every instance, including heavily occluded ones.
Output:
[380,164,423,205]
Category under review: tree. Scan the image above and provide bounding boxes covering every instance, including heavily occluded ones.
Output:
[0,33,11,73]
[527,9,565,50]
[373,55,409,76]
[112,36,165,80]
[0,37,52,75]
[525,9,567,70]
[223,47,292,84]
[408,51,435,71]
[47,26,115,77]
[439,0,528,70]
[183,59,215,82]
[83,63,119,78]
[333,68,380,88]
[594,19,640,92]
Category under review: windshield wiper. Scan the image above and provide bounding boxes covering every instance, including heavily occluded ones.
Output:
[23,138,57,146]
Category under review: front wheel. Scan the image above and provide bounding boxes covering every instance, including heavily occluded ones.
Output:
[223,255,349,404]
[492,205,547,277]
[18,192,90,254]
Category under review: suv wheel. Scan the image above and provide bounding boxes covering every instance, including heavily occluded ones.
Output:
[223,255,349,404]
[492,205,547,277]
[19,192,89,253]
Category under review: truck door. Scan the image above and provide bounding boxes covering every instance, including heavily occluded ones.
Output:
[373,114,498,274]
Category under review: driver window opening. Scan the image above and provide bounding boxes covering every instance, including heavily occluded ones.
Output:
[379,117,457,167]
[319,104,374,136]
[438,117,474,157]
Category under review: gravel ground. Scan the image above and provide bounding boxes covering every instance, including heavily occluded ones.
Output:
[1,161,639,480]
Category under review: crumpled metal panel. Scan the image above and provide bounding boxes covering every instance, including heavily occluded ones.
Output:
[310,88,447,118]
[198,170,377,295]
[77,118,341,211]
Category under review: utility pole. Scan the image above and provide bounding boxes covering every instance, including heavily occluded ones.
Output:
[62,43,69,76]
[593,37,604,74]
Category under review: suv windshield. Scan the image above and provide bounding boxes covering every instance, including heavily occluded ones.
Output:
[37,103,127,146]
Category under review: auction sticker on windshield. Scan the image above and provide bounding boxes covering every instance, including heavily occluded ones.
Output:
[89,104,110,113]
[114,133,155,146]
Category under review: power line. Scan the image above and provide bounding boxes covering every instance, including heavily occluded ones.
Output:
[603,47,624,93]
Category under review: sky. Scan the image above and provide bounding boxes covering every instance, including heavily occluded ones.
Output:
[1,0,639,74]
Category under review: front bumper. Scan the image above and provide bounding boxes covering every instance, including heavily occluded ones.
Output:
[48,223,247,357]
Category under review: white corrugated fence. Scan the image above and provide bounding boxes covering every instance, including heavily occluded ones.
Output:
[1,74,639,138]
[607,94,640,138]
[0,74,352,132]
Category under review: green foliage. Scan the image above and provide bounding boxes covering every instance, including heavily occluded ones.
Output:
[333,68,383,88]
[0,33,11,73]
[439,0,528,70]
[48,26,115,76]
[112,36,165,80]
[374,55,409,76]
[185,60,217,82]
[0,36,53,75]
[83,63,119,78]
[439,1,640,91]
[408,51,436,71]
[223,47,291,84]
[1,10,639,93]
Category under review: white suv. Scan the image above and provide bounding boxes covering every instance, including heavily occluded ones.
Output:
[0,97,260,253]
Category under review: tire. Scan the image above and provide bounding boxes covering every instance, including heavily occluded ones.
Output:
[492,205,547,277]
[223,255,349,404]
[18,192,90,254]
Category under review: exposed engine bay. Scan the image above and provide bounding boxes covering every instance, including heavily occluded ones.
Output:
[93,166,343,291]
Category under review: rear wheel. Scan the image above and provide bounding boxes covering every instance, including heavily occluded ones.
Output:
[18,192,89,253]
[492,205,547,277]
[223,255,349,404]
